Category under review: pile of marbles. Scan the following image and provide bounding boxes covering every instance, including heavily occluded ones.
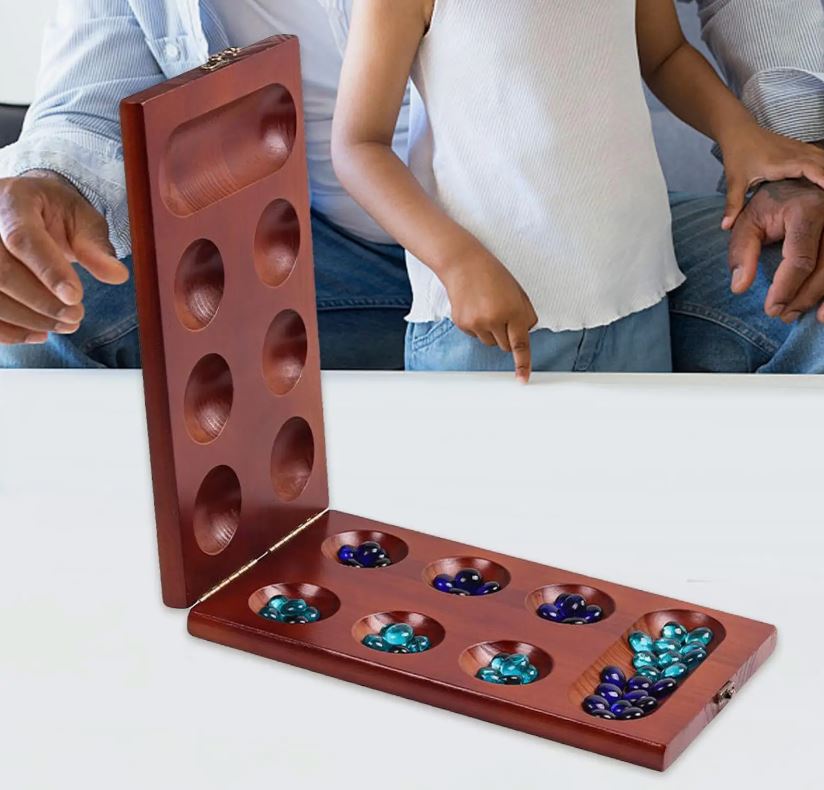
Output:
[258,595,321,624]
[582,666,671,720]
[581,621,714,720]
[362,623,431,654]
[337,540,392,569]
[476,652,539,685]
[537,592,603,625]
[432,568,501,596]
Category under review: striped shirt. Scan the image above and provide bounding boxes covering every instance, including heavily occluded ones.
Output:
[0,0,821,260]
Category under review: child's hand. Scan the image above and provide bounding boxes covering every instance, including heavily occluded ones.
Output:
[442,250,539,383]
[720,126,824,230]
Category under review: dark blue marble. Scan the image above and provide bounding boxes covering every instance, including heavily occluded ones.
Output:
[477,581,501,595]
[610,700,633,716]
[623,690,648,705]
[583,695,610,713]
[537,603,564,621]
[453,568,484,592]
[682,647,708,669]
[337,545,356,564]
[354,541,385,568]
[433,574,454,593]
[595,683,623,703]
[626,675,653,693]
[562,618,587,625]
[449,587,471,596]
[584,605,603,623]
[600,666,626,688]
[650,677,679,698]
[634,695,658,713]
[560,594,587,618]
[590,709,617,719]
[617,706,644,720]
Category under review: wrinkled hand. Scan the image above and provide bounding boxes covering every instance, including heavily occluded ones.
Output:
[720,126,824,230]
[442,248,538,382]
[728,178,824,324]
[0,171,129,345]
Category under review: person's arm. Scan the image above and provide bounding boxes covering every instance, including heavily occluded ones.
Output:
[688,0,824,323]
[636,0,824,230]
[332,0,537,381]
[0,0,167,344]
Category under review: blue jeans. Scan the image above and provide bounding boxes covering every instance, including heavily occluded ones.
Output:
[0,210,411,370]
[406,299,673,372]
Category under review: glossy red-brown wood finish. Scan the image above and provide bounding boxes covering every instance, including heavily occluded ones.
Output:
[190,511,776,771]
[121,37,329,607]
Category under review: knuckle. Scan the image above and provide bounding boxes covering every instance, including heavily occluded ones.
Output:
[2,224,30,256]
[786,255,817,275]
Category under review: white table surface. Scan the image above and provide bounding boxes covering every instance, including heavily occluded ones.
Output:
[1,371,821,789]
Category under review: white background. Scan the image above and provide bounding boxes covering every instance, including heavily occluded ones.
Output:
[0,0,58,104]
[1,370,822,789]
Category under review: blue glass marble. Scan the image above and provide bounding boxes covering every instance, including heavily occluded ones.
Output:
[590,709,616,719]
[632,651,657,670]
[477,581,501,595]
[433,574,454,593]
[562,618,587,625]
[362,634,388,651]
[554,593,571,607]
[382,623,414,646]
[656,650,682,669]
[617,706,644,720]
[626,675,653,693]
[337,545,356,564]
[453,568,483,592]
[637,666,662,681]
[610,700,632,716]
[662,621,688,642]
[653,638,681,655]
[595,683,623,703]
[449,587,471,596]
[537,603,563,622]
[354,541,385,568]
[682,647,708,668]
[684,627,714,646]
[650,677,679,698]
[584,605,603,623]
[663,662,689,680]
[629,631,654,653]
[583,695,610,713]
[600,666,626,688]
[634,695,658,713]
[408,635,431,653]
[560,594,587,618]
[623,690,648,705]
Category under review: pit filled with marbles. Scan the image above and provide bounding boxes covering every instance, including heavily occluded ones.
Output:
[476,652,540,685]
[258,594,322,624]
[361,623,432,654]
[432,567,502,596]
[582,621,715,720]
[537,592,603,625]
[336,540,392,569]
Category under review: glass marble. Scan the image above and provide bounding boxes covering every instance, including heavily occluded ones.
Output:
[637,666,662,681]
[337,545,356,564]
[537,603,563,622]
[454,568,483,592]
[563,618,587,625]
[389,646,410,654]
[433,574,454,593]
[656,650,682,668]
[499,654,530,677]
[449,588,471,596]
[554,593,571,607]
[662,621,688,642]
[282,615,310,624]
[685,627,714,646]
[265,595,287,613]
[663,662,689,679]
[477,667,504,684]
[304,607,321,623]
[600,666,626,688]
[610,700,632,716]
[626,675,652,692]
[584,605,603,623]
[382,623,414,646]
[617,706,644,720]
[632,651,657,670]
[477,581,502,595]
[408,635,431,653]
[650,677,678,698]
[502,676,523,685]
[590,709,616,719]
[680,642,705,657]
[279,598,308,617]
[596,683,623,703]
[521,665,539,684]
[634,695,658,713]
[560,594,586,618]
[629,631,654,653]
[623,690,648,705]
[682,647,708,668]
[653,638,680,655]
[362,634,388,651]
[583,695,610,713]
[355,541,385,568]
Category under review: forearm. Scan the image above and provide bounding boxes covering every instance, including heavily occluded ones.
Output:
[333,141,484,280]
[644,41,754,146]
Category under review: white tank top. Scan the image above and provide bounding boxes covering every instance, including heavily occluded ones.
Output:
[407,0,684,331]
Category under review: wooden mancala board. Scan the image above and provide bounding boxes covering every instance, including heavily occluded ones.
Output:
[120,36,776,772]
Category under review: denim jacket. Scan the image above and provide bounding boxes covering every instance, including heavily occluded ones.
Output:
[0,0,821,259]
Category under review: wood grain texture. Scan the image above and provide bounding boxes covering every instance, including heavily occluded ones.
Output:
[121,37,329,608]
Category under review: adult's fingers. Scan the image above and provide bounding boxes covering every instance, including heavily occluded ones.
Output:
[0,291,79,334]
[508,321,532,384]
[782,241,824,321]
[0,211,84,305]
[764,209,824,317]
[491,326,511,353]
[475,329,497,347]
[721,179,748,230]
[0,318,48,345]
[0,249,84,322]
[727,213,764,294]
[70,206,129,284]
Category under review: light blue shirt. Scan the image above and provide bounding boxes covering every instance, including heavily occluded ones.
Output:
[0,0,821,259]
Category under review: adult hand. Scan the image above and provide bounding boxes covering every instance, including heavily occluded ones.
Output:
[728,178,824,324]
[0,171,129,345]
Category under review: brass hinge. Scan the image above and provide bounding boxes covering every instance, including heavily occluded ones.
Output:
[201,47,242,72]
[714,680,736,709]
[195,508,330,605]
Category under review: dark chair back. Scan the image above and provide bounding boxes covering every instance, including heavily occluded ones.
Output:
[0,104,27,147]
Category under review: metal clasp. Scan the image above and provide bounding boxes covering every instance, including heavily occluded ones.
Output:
[201,47,241,72]
[714,681,736,709]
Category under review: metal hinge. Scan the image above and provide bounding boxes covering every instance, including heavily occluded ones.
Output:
[714,680,736,709]
[201,47,242,72]
[195,508,330,604]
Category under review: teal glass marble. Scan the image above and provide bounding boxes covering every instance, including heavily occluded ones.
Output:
[408,635,431,653]
[682,647,708,668]
[680,641,705,657]
[628,631,654,653]
[522,664,539,684]
[304,607,321,623]
[279,598,308,617]
[632,651,657,670]
[653,638,680,655]
[637,666,662,681]
[362,634,388,651]
[663,662,689,679]
[481,653,538,685]
[656,650,681,668]
[477,667,504,684]
[499,654,530,677]
[662,621,688,642]
[265,595,287,613]
[685,627,714,646]
[381,623,413,646]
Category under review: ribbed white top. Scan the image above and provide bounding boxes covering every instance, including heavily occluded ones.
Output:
[406,0,684,331]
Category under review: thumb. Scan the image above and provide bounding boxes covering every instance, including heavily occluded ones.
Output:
[70,206,129,285]
[722,179,747,231]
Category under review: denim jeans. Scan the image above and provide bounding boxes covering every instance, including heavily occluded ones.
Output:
[406,299,673,372]
[0,210,411,370]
